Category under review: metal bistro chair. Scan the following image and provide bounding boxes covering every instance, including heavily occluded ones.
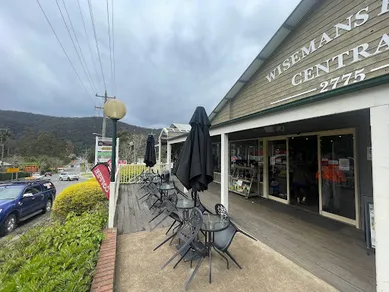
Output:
[191,191,213,238]
[149,193,183,234]
[213,203,257,269]
[138,181,160,205]
[160,207,207,291]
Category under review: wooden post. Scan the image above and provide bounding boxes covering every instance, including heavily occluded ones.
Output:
[220,133,229,211]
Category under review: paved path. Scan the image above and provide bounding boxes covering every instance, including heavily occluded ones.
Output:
[116,228,338,292]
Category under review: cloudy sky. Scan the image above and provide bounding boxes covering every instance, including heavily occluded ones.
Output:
[0,0,300,128]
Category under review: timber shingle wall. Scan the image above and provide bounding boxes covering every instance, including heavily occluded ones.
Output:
[212,0,389,125]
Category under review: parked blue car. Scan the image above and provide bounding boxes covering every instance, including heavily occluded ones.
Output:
[0,179,56,236]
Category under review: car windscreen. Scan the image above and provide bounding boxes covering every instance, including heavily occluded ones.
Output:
[0,186,24,200]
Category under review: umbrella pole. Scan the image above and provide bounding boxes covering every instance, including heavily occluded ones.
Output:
[193,191,197,207]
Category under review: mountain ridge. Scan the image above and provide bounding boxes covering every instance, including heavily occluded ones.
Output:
[0,109,159,153]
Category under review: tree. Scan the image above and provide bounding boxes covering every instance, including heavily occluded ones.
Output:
[86,148,94,164]
[0,128,11,169]
[117,131,148,163]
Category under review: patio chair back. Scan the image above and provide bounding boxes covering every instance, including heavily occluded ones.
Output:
[177,207,203,244]
[213,224,237,251]
[214,203,257,251]
[215,203,229,220]
[150,197,181,231]
[156,191,178,211]
[162,170,170,183]
[148,181,159,194]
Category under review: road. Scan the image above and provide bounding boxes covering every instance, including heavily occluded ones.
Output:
[0,174,85,240]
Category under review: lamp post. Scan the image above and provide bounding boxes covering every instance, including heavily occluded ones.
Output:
[103,99,126,182]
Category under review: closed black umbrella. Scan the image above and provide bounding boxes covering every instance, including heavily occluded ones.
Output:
[173,106,213,201]
[144,134,156,168]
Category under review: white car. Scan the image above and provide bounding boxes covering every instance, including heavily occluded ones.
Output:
[32,172,44,179]
[59,172,80,181]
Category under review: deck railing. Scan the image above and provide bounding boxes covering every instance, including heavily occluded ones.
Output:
[119,163,168,184]
[108,165,121,228]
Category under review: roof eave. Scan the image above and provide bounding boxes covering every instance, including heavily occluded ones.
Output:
[209,0,319,122]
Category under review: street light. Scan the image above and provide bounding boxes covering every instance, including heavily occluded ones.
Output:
[103,99,126,182]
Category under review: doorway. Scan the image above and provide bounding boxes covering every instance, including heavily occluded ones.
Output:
[267,139,289,202]
[288,135,319,213]
[318,130,358,226]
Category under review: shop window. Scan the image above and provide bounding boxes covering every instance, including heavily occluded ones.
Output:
[229,140,262,197]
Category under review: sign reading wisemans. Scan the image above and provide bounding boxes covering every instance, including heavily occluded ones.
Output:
[266,0,389,103]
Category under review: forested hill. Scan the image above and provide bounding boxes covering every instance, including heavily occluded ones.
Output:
[0,110,156,152]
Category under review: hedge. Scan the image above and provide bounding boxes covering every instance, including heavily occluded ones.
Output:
[0,205,107,291]
[0,172,30,182]
[52,180,107,219]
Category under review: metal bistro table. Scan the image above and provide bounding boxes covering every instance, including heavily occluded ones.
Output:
[176,198,195,221]
[149,183,176,210]
[174,198,197,261]
[201,214,230,284]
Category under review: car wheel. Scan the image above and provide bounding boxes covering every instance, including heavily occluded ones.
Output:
[2,214,17,235]
[67,177,71,181]
[43,200,52,213]
[59,178,62,181]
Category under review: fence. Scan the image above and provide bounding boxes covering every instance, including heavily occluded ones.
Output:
[119,163,168,184]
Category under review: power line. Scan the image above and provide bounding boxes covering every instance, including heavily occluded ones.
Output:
[88,0,107,91]
[77,0,101,88]
[35,0,95,106]
[60,0,97,94]
[106,0,114,95]
[111,0,117,95]
[55,0,96,95]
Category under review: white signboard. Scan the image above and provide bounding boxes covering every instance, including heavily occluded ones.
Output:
[94,137,119,165]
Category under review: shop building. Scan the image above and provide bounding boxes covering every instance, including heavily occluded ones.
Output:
[155,123,190,165]
[167,0,389,290]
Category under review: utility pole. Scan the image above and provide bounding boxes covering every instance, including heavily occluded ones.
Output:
[95,91,115,138]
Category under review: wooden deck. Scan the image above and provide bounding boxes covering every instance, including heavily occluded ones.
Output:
[117,181,375,292]
[116,184,173,234]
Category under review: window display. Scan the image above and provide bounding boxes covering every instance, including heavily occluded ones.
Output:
[229,139,261,198]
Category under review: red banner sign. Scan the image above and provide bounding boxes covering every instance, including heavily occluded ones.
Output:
[92,163,111,199]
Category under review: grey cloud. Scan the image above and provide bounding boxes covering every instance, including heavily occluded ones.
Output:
[0,0,300,128]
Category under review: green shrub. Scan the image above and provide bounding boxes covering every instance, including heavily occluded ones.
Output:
[0,172,30,182]
[0,204,107,292]
[52,180,107,219]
